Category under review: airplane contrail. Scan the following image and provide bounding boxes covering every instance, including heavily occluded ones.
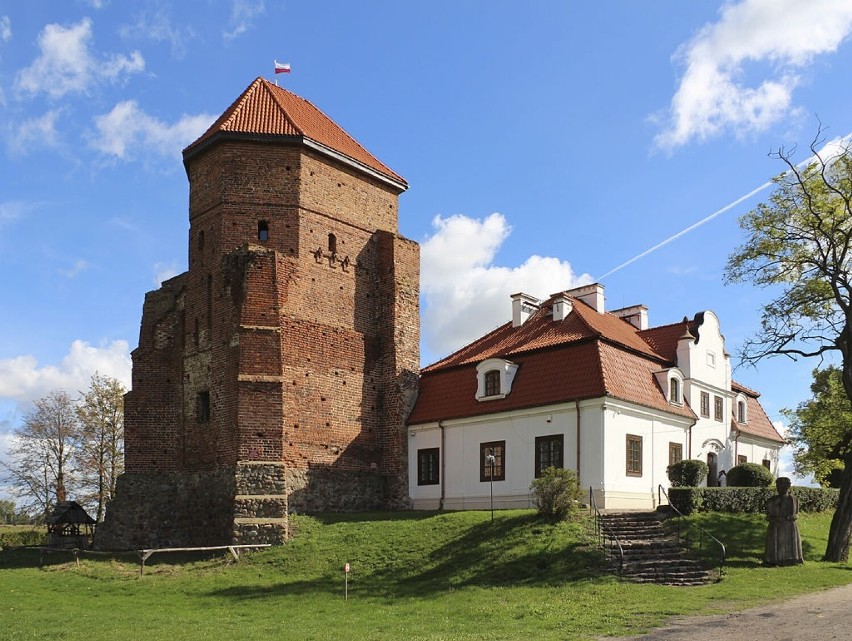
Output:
[596,133,852,281]
[596,179,773,281]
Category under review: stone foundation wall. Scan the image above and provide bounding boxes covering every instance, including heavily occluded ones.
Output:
[95,469,236,550]
[233,462,288,544]
[286,467,388,513]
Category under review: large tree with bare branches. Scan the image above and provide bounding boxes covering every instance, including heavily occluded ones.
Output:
[3,391,79,520]
[76,373,125,523]
[725,132,852,562]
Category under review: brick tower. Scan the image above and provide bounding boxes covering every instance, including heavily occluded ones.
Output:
[96,78,419,548]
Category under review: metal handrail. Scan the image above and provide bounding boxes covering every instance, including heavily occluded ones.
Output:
[657,484,726,581]
[589,487,624,576]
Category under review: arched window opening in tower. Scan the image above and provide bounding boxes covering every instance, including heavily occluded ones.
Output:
[328,233,337,254]
[258,221,269,242]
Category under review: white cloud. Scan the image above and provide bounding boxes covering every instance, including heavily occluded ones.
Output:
[223,0,266,41]
[421,213,592,360]
[7,110,61,154]
[0,339,131,408]
[15,18,144,99]
[655,0,852,150]
[120,10,194,58]
[154,260,181,286]
[59,259,89,279]
[0,200,39,226]
[90,100,214,161]
[0,15,11,43]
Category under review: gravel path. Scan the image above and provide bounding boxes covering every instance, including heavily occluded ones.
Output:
[603,582,852,641]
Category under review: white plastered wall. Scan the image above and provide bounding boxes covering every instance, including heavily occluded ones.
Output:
[598,399,692,509]
[409,398,692,512]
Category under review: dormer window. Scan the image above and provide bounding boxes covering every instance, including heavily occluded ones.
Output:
[736,395,748,423]
[656,368,684,406]
[670,378,680,404]
[484,370,501,396]
[476,358,519,401]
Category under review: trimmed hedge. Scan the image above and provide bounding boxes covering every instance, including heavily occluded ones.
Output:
[667,459,709,487]
[667,486,838,515]
[0,527,45,548]
[726,462,774,487]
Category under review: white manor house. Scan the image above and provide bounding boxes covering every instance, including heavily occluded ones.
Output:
[407,283,783,510]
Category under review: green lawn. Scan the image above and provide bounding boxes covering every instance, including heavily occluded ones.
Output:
[1,510,850,641]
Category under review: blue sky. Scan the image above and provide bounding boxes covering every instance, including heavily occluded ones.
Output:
[3,0,852,487]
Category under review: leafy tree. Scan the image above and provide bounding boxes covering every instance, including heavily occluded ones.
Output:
[75,373,126,522]
[783,366,852,487]
[2,391,80,520]
[725,132,852,561]
[0,499,16,524]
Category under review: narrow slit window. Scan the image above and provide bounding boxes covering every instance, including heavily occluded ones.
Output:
[258,220,269,242]
[197,391,211,423]
[328,233,337,254]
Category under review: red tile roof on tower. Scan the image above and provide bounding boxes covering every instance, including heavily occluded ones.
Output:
[183,77,406,188]
[409,293,699,425]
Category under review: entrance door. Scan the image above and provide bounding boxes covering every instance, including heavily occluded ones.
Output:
[707,452,718,487]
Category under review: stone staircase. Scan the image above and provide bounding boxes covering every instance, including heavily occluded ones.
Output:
[598,511,716,586]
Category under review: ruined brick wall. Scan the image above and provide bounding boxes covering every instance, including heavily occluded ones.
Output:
[123,274,187,474]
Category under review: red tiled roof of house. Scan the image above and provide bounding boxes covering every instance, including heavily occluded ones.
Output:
[409,338,696,425]
[732,386,784,443]
[423,295,666,373]
[183,77,406,187]
[732,380,761,397]
[637,317,703,361]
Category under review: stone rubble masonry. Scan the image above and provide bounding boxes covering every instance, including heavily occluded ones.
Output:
[96,123,419,550]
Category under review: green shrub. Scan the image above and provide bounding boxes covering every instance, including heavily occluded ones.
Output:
[726,462,774,487]
[667,488,702,515]
[667,459,709,487]
[530,467,580,519]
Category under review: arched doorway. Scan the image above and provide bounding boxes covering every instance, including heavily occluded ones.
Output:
[707,452,718,487]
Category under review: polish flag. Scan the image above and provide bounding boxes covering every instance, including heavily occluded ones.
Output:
[274,61,291,74]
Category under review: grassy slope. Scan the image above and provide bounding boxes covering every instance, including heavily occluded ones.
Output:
[1,510,850,641]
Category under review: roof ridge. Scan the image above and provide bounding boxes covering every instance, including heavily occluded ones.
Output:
[265,80,390,176]
[638,318,689,333]
[262,79,303,134]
